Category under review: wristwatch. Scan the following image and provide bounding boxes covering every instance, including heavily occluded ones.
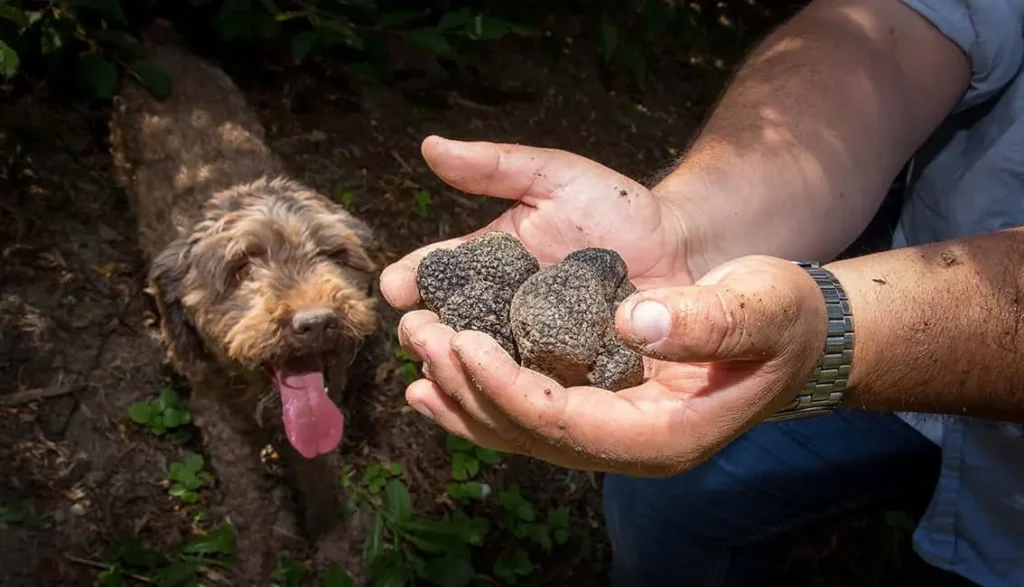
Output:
[764,261,854,422]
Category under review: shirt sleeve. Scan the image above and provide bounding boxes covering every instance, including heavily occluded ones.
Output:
[900,0,1024,111]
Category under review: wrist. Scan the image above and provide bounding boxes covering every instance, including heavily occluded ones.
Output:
[765,261,852,421]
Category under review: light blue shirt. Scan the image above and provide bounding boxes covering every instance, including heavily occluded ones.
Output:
[894,1,1024,584]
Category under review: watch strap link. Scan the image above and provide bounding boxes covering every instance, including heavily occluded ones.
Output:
[765,261,854,422]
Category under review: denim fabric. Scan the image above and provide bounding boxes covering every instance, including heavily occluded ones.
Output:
[603,410,940,587]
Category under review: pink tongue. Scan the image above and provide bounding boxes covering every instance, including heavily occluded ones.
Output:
[271,355,343,459]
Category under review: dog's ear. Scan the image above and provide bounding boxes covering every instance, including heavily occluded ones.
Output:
[148,238,207,369]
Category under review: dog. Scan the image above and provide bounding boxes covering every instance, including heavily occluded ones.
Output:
[109,20,379,579]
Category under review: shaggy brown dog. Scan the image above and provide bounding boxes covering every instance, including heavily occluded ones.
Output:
[109,21,378,578]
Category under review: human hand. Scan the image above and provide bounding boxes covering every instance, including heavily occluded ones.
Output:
[378,135,696,310]
[398,254,830,477]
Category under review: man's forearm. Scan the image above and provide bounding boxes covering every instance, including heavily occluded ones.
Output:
[827,228,1024,422]
[658,0,970,278]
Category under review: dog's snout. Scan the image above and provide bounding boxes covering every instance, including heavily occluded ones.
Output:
[291,309,339,337]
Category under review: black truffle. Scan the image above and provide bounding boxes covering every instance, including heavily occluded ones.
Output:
[415,232,540,359]
[414,233,644,391]
[509,248,644,391]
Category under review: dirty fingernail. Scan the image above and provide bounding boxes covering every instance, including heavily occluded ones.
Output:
[629,300,671,344]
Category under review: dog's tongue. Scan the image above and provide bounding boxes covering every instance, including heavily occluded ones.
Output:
[271,354,343,459]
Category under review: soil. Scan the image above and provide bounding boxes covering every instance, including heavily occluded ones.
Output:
[0,3,974,586]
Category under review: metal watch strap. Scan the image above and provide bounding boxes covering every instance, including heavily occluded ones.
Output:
[765,261,854,422]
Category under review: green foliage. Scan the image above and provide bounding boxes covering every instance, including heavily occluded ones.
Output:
[0,502,41,530]
[332,433,584,586]
[97,524,236,587]
[167,454,215,504]
[393,345,420,383]
[446,434,500,484]
[0,0,535,98]
[412,188,433,217]
[128,387,194,444]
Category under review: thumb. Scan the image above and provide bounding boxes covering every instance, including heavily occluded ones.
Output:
[614,255,826,364]
[421,135,629,202]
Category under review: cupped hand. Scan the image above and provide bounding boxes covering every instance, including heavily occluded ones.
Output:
[378,135,696,310]
[398,255,829,477]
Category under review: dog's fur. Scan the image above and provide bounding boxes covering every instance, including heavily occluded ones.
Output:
[109,21,378,579]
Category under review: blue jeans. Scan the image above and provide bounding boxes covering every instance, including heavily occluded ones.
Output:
[602,409,941,586]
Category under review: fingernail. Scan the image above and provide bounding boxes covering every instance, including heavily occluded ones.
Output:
[629,300,671,344]
[412,402,434,421]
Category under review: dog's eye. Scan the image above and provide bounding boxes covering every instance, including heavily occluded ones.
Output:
[235,262,251,283]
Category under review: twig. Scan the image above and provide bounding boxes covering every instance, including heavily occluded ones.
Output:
[64,554,153,584]
[0,384,80,407]
[390,150,414,174]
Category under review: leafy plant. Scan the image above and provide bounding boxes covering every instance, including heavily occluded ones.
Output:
[128,387,194,444]
[167,454,215,504]
[97,524,237,587]
[446,434,500,483]
[412,188,433,217]
[394,345,420,383]
[0,502,41,530]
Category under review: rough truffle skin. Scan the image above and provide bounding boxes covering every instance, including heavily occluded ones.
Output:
[415,232,540,359]
[509,248,644,391]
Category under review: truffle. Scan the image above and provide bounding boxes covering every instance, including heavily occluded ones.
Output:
[414,233,644,391]
[509,248,644,391]
[415,232,540,359]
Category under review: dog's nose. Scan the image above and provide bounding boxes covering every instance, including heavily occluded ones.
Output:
[291,309,339,338]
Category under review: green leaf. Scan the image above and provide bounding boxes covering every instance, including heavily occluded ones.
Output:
[40,22,63,55]
[180,525,234,555]
[384,479,412,523]
[69,0,126,24]
[363,512,384,564]
[420,554,475,587]
[110,538,164,569]
[370,562,413,587]
[473,447,499,465]
[498,486,534,522]
[168,462,187,482]
[493,548,533,580]
[97,564,124,587]
[92,29,140,49]
[272,555,308,587]
[600,17,618,62]
[0,40,19,79]
[447,482,483,501]
[437,9,472,31]
[0,5,29,28]
[163,408,183,428]
[127,61,172,99]
[128,402,153,424]
[405,28,452,57]
[445,435,474,453]
[465,14,508,41]
[152,560,202,586]
[376,10,422,28]
[155,388,179,412]
[317,566,356,587]
[292,31,318,65]
[320,19,363,50]
[183,454,204,474]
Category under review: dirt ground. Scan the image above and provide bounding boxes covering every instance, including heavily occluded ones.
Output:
[0,3,975,586]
